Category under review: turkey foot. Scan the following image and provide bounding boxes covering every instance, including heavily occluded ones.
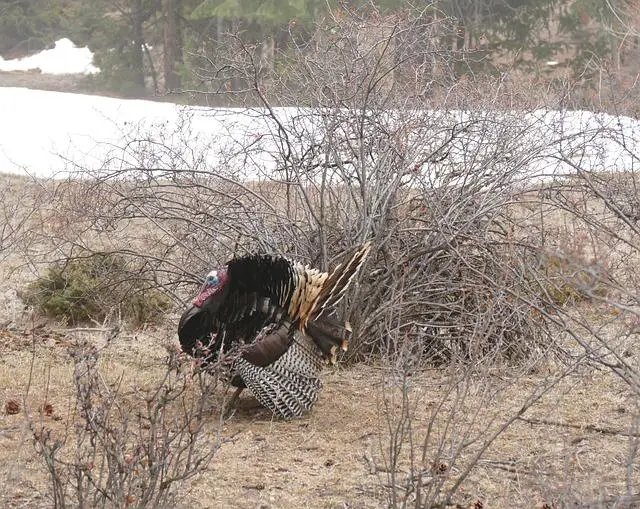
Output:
[222,386,244,420]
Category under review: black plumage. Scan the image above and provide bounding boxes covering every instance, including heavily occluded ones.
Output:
[177,243,371,418]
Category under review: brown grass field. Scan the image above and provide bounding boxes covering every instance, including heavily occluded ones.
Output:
[1,173,640,509]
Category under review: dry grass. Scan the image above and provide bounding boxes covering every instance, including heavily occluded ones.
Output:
[1,324,638,508]
[2,174,640,508]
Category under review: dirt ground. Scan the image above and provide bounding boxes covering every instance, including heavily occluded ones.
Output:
[0,70,93,95]
[1,291,639,509]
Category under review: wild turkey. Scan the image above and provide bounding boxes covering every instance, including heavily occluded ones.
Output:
[177,243,371,419]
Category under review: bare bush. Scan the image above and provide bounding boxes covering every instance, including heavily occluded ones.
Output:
[373,334,583,508]
[540,152,640,378]
[31,335,221,508]
[0,173,39,261]
[24,7,572,366]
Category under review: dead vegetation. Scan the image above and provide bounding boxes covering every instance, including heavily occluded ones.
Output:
[31,338,221,509]
[1,321,640,508]
[3,5,640,509]
[3,129,640,508]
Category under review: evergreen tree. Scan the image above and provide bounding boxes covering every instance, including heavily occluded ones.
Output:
[70,0,161,96]
[0,0,70,55]
[559,0,623,72]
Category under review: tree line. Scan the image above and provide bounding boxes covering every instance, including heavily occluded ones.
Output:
[0,0,638,103]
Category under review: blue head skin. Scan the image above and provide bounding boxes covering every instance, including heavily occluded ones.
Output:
[192,269,229,309]
[178,268,230,341]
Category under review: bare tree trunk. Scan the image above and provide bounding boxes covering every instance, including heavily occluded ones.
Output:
[143,43,158,93]
[217,16,224,43]
[163,0,183,92]
[132,0,145,90]
[259,33,275,91]
[455,22,465,53]
[231,17,242,92]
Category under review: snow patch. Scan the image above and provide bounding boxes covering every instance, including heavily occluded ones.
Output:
[0,87,639,184]
[0,38,99,75]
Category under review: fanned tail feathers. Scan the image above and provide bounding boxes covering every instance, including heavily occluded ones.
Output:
[309,242,371,320]
[300,242,371,362]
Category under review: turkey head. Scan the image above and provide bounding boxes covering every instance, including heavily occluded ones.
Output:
[178,269,230,359]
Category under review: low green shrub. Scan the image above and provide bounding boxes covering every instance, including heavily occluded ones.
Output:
[21,253,172,326]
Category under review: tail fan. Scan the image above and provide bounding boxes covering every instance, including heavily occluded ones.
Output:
[298,242,370,362]
[306,242,371,324]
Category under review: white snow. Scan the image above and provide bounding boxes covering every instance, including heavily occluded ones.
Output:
[0,86,639,184]
[0,38,99,75]
[2,36,639,184]
[0,87,279,179]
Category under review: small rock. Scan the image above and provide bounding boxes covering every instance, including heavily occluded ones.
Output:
[5,399,20,415]
[43,403,54,417]
[242,483,265,491]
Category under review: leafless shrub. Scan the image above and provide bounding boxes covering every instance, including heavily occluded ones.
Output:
[494,98,640,504]
[372,325,584,509]
[31,334,221,508]
[17,6,640,507]
[26,7,572,367]
[0,173,40,261]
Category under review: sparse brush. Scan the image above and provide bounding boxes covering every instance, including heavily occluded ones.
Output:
[349,209,558,365]
[32,336,221,509]
[532,251,610,307]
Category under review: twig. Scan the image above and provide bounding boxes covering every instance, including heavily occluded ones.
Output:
[517,416,640,438]
[57,328,112,333]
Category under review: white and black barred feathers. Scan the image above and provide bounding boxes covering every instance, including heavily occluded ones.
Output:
[178,243,372,419]
[234,324,325,418]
